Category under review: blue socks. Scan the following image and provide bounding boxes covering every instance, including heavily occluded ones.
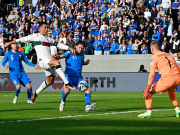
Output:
[62,91,67,102]
[15,89,20,97]
[27,88,32,100]
[85,93,91,106]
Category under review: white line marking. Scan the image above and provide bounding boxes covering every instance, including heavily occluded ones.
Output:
[0,109,174,124]
[0,95,179,98]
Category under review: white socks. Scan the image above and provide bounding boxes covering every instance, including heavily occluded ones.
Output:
[55,65,69,84]
[36,81,49,95]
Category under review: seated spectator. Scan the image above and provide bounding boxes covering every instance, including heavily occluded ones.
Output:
[7,11,16,22]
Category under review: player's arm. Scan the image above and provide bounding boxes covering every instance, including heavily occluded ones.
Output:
[4,34,34,48]
[147,66,156,86]
[2,53,9,69]
[53,40,76,55]
[22,53,41,70]
[52,54,65,60]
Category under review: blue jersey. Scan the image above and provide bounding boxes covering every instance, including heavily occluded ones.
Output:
[63,51,84,77]
[2,51,35,74]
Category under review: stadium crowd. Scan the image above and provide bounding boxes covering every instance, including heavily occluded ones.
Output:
[0,0,180,59]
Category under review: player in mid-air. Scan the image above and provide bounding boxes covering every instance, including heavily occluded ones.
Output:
[2,43,41,103]
[138,41,180,118]
[52,40,96,112]
[4,22,76,103]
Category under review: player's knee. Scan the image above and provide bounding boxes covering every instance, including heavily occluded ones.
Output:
[26,83,32,89]
[54,60,60,66]
[16,84,21,90]
[46,79,54,85]
[85,87,91,93]
[149,87,156,95]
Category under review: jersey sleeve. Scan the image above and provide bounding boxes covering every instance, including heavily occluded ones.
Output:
[2,53,8,67]
[63,51,71,58]
[57,42,69,50]
[16,34,35,43]
[21,53,36,67]
[149,55,157,69]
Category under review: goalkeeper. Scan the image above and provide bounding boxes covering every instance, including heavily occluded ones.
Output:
[138,41,180,118]
[52,40,96,112]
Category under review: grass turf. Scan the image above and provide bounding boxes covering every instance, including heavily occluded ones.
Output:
[0,91,180,135]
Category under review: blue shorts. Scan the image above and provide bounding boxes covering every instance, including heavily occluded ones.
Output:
[65,74,83,87]
[10,72,31,87]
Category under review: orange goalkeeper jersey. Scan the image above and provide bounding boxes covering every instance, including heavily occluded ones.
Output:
[150,51,180,78]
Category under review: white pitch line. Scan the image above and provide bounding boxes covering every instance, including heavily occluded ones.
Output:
[0,109,174,124]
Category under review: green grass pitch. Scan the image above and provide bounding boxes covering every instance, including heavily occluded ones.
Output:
[0,91,180,135]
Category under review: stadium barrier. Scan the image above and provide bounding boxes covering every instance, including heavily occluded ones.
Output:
[1,55,180,92]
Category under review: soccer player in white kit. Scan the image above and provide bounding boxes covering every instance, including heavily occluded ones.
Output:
[4,22,76,103]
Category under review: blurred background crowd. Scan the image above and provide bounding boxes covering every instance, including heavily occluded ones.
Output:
[0,0,180,61]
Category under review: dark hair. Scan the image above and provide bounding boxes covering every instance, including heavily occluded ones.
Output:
[74,40,85,46]
[39,22,47,27]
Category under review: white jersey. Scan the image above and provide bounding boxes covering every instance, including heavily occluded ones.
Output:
[16,33,68,61]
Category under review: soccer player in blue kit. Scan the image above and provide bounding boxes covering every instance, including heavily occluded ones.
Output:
[2,43,41,103]
[52,40,97,112]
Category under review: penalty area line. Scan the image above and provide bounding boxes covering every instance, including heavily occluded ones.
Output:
[0,109,174,124]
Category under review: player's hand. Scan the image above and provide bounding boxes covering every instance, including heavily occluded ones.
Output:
[51,54,57,58]
[142,84,151,99]
[86,59,90,64]
[71,48,76,55]
[5,65,9,69]
[35,65,41,70]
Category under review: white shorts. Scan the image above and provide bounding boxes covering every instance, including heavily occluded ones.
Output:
[39,58,56,77]
[94,51,102,55]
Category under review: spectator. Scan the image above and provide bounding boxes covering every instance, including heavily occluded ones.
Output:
[151,6,158,21]
[119,39,127,54]
[18,44,24,53]
[138,65,147,72]
[103,37,111,55]
[132,39,141,54]
[85,33,94,55]
[67,36,74,49]
[127,39,134,54]
[24,42,32,60]
[141,43,148,54]
[161,0,171,14]
[0,44,3,56]
[93,36,103,55]
[152,29,160,41]
[170,35,180,53]
[161,37,169,53]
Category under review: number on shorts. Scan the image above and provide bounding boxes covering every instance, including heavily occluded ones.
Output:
[165,57,171,68]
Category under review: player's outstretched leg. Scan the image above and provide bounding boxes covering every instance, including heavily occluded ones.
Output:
[84,88,96,112]
[26,83,33,103]
[49,59,76,90]
[59,87,70,111]
[32,80,50,103]
[13,84,21,104]
[167,90,180,117]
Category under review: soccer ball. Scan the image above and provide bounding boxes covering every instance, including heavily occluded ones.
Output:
[77,81,88,92]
